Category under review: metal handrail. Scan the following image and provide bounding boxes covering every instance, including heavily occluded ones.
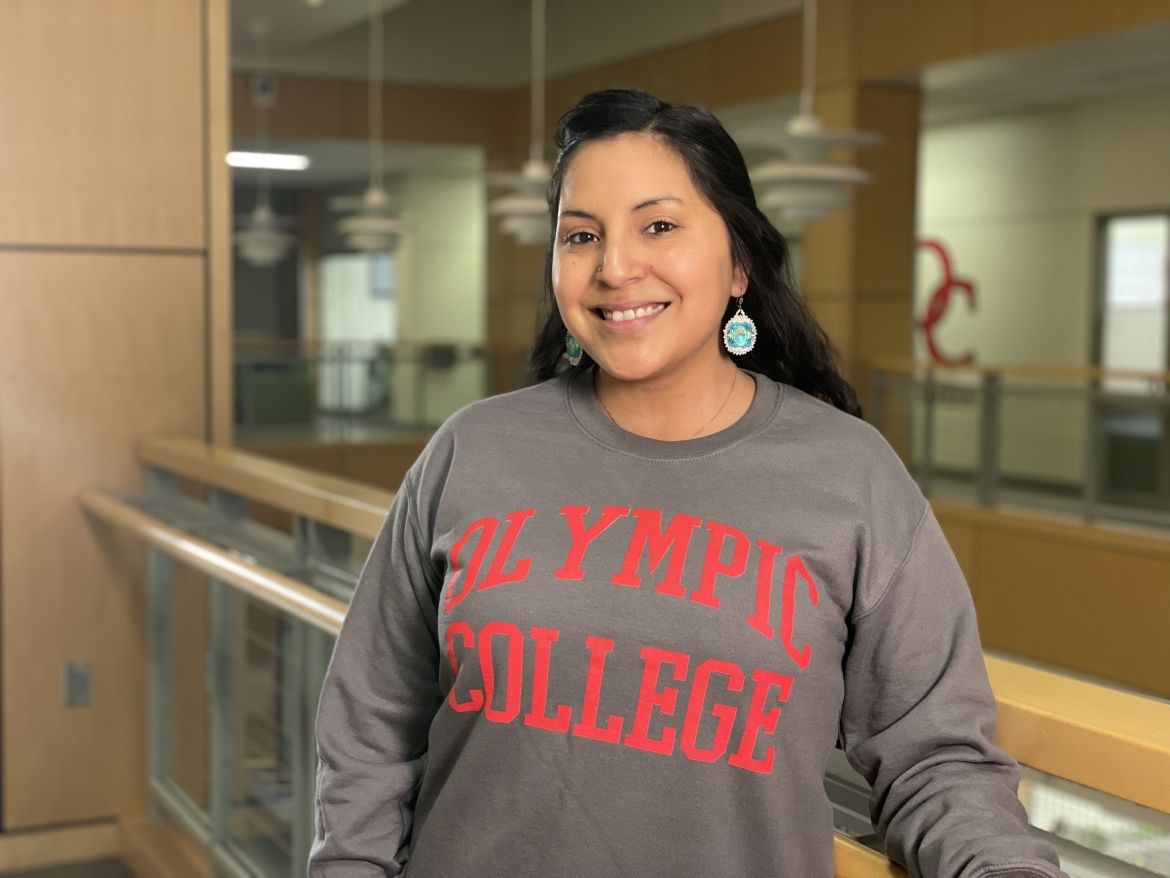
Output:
[80,490,347,633]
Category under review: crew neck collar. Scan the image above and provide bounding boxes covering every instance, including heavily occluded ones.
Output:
[564,366,783,461]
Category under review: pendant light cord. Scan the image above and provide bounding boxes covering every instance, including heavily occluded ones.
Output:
[530,0,545,165]
[369,0,384,192]
[799,0,817,119]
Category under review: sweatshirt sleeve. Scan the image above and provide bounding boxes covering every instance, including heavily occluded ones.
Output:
[839,504,1068,878]
[309,469,444,877]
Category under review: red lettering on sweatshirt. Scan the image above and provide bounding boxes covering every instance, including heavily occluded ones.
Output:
[443,620,483,712]
[781,555,820,670]
[746,538,785,638]
[571,635,625,743]
[443,517,498,613]
[479,508,537,591]
[523,626,572,733]
[610,509,701,596]
[727,669,794,774]
[480,621,524,723]
[624,647,690,755]
[680,659,745,763]
[554,506,630,580]
[692,521,749,609]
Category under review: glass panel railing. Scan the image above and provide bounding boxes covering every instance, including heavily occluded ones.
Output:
[870,362,1170,530]
[88,441,1169,878]
[234,341,492,441]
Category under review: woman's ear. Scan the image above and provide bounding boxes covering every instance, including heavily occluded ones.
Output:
[731,263,749,298]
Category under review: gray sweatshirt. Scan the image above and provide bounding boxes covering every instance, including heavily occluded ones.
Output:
[310,369,1067,878]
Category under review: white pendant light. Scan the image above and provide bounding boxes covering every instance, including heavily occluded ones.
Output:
[234,21,296,267]
[488,0,551,246]
[330,0,406,252]
[747,0,878,227]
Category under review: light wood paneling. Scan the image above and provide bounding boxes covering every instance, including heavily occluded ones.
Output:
[834,836,906,877]
[0,0,204,249]
[0,821,121,872]
[0,252,206,829]
[988,654,1170,814]
[239,439,432,495]
[853,0,979,81]
[934,500,1170,700]
[979,0,1170,55]
[140,438,395,540]
[207,0,234,445]
[121,817,210,878]
[234,73,519,150]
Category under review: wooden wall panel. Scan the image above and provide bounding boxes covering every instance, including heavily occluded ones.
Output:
[0,0,204,249]
[935,502,1170,700]
[978,0,1170,55]
[234,74,519,150]
[853,0,979,81]
[240,439,430,494]
[0,252,206,828]
[208,0,235,445]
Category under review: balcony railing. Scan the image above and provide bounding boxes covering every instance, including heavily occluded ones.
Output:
[82,437,1170,877]
[869,359,1170,530]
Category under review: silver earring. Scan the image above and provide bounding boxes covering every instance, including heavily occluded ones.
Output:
[723,297,757,356]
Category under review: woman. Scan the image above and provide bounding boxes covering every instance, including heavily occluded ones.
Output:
[310,89,1066,878]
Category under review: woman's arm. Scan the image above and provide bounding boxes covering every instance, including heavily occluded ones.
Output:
[839,505,1067,878]
[309,470,443,876]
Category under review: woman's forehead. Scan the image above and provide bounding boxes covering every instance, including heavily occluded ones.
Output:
[560,133,697,205]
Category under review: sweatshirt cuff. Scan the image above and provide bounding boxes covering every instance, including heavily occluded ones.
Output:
[970,862,1068,878]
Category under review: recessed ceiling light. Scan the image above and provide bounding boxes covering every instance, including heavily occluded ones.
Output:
[227,151,311,171]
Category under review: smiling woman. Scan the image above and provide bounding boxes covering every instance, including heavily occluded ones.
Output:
[310,89,1069,878]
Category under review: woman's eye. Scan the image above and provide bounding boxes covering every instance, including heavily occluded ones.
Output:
[647,220,677,235]
[562,230,597,246]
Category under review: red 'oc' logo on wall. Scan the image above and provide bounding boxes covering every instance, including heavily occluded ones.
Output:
[917,238,976,366]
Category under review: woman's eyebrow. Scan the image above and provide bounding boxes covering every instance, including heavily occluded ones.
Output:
[560,196,683,221]
[633,195,682,210]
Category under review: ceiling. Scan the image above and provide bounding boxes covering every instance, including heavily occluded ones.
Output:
[228,1,1170,194]
[231,0,803,89]
[921,22,1170,124]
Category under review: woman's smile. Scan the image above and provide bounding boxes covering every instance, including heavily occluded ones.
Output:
[594,302,670,330]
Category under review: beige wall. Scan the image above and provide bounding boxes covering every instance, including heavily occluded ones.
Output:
[0,0,224,830]
[915,88,1170,483]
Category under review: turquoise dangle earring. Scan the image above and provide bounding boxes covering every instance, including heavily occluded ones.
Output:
[723,297,757,356]
[563,332,583,366]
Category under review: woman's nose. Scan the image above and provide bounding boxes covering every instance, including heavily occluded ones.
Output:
[596,236,648,287]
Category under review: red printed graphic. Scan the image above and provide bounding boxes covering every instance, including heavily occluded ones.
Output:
[443,621,803,775]
[439,505,825,776]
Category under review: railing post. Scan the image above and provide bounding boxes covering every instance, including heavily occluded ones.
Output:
[920,369,936,497]
[977,373,1001,506]
[209,577,236,871]
[1083,379,1103,522]
[869,370,886,434]
[147,547,175,823]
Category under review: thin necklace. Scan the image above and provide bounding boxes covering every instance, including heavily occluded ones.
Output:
[598,368,740,439]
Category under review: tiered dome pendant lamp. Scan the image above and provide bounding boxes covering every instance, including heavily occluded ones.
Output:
[488,0,551,245]
[331,0,406,252]
[235,20,296,268]
[748,0,878,226]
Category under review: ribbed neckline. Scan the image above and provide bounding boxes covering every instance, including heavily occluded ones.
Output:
[563,365,784,461]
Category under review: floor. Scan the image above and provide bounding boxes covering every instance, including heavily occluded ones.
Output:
[0,861,133,878]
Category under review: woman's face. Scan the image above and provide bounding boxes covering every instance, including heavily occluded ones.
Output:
[552,132,747,385]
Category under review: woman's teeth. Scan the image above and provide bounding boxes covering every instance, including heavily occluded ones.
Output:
[602,303,667,322]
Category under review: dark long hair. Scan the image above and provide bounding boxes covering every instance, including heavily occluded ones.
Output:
[528,88,861,418]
